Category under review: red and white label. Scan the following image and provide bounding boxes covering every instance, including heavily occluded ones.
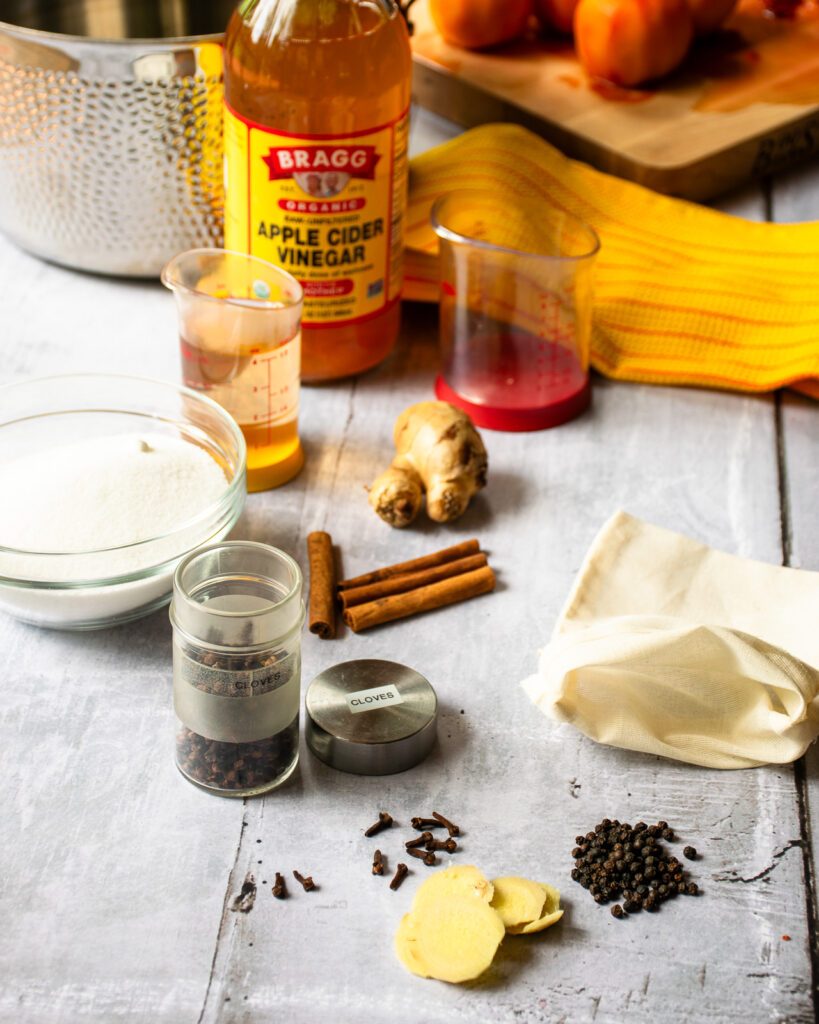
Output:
[224,106,409,328]
[262,145,381,181]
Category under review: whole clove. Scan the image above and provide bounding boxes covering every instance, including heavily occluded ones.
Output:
[405,832,433,849]
[390,863,409,891]
[411,816,441,831]
[407,846,437,866]
[272,872,287,899]
[364,811,394,837]
[372,849,384,876]
[432,811,460,837]
[570,819,701,917]
[426,837,458,854]
[293,870,316,892]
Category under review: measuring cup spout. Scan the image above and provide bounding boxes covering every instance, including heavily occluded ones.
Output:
[160,251,188,296]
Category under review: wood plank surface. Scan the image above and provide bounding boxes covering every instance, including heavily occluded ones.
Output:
[411,0,819,199]
[0,109,816,1023]
[769,158,819,1007]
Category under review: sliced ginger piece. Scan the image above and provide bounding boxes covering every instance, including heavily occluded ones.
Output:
[412,865,494,913]
[395,894,505,983]
[395,913,428,977]
[507,883,563,935]
[490,876,551,930]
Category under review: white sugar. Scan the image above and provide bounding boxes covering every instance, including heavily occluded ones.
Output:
[0,432,228,557]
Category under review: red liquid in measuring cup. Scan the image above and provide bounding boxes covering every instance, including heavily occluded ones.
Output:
[437,325,590,431]
[452,328,588,410]
[442,325,589,413]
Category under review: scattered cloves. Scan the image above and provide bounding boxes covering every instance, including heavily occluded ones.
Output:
[272,872,287,899]
[432,811,460,837]
[411,816,441,831]
[407,846,437,866]
[390,863,409,891]
[405,832,433,849]
[293,870,315,892]
[372,849,384,876]
[425,837,458,854]
[364,811,394,837]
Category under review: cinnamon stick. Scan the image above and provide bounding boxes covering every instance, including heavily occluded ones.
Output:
[342,565,496,633]
[308,531,336,639]
[337,539,480,590]
[339,553,488,610]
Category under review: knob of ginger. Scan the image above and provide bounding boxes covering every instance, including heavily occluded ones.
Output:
[368,402,488,528]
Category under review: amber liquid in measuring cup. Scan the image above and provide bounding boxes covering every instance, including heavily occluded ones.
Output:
[179,301,303,492]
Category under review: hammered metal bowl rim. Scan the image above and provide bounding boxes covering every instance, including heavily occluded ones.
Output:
[0,16,226,47]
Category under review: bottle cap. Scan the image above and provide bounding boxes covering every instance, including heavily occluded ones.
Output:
[305,659,438,775]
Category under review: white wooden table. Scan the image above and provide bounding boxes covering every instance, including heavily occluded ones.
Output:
[1,108,818,1024]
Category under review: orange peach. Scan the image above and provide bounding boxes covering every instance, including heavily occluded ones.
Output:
[685,0,739,33]
[535,0,580,33]
[429,0,534,49]
[574,0,694,86]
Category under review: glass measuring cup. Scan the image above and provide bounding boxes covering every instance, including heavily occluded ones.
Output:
[432,191,599,431]
[162,249,304,491]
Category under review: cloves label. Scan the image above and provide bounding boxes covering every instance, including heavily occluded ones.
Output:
[345,684,404,715]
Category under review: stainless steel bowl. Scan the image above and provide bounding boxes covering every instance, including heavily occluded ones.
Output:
[0,0,237,277]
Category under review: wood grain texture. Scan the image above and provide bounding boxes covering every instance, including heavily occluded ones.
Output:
[769,156,819,1006]
[779,385,819,1009]
[195,328,809,1024]
[0,108,816,1023]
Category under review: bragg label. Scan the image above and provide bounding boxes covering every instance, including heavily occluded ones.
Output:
[224,105,408,328]
[262,144,380,179]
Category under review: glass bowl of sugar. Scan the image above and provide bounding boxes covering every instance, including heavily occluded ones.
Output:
[0,374,247,629]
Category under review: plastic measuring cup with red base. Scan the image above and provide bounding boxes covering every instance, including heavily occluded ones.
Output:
[431,191,599,432]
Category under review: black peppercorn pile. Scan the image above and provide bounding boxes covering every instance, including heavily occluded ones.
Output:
[571,819,700,918]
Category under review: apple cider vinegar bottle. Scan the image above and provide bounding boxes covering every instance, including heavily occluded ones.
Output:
[223,0,412,382]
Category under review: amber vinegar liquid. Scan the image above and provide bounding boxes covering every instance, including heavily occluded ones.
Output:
[180,305,302,492]
[224,0,412,382]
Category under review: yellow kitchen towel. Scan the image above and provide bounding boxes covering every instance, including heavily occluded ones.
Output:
[521,511,819,768]
[405,123,819,396]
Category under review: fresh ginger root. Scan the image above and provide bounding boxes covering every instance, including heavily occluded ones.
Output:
[395,867,563,984]
[369,402,488,528]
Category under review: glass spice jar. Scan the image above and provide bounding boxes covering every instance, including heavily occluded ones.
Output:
[170,541,304,796]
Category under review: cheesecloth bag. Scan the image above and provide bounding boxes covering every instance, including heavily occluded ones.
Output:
[521,512,819,768]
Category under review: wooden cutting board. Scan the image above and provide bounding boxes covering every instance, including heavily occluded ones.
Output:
[410,0,819,200]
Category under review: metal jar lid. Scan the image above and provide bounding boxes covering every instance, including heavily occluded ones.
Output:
[305,660,438,775]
